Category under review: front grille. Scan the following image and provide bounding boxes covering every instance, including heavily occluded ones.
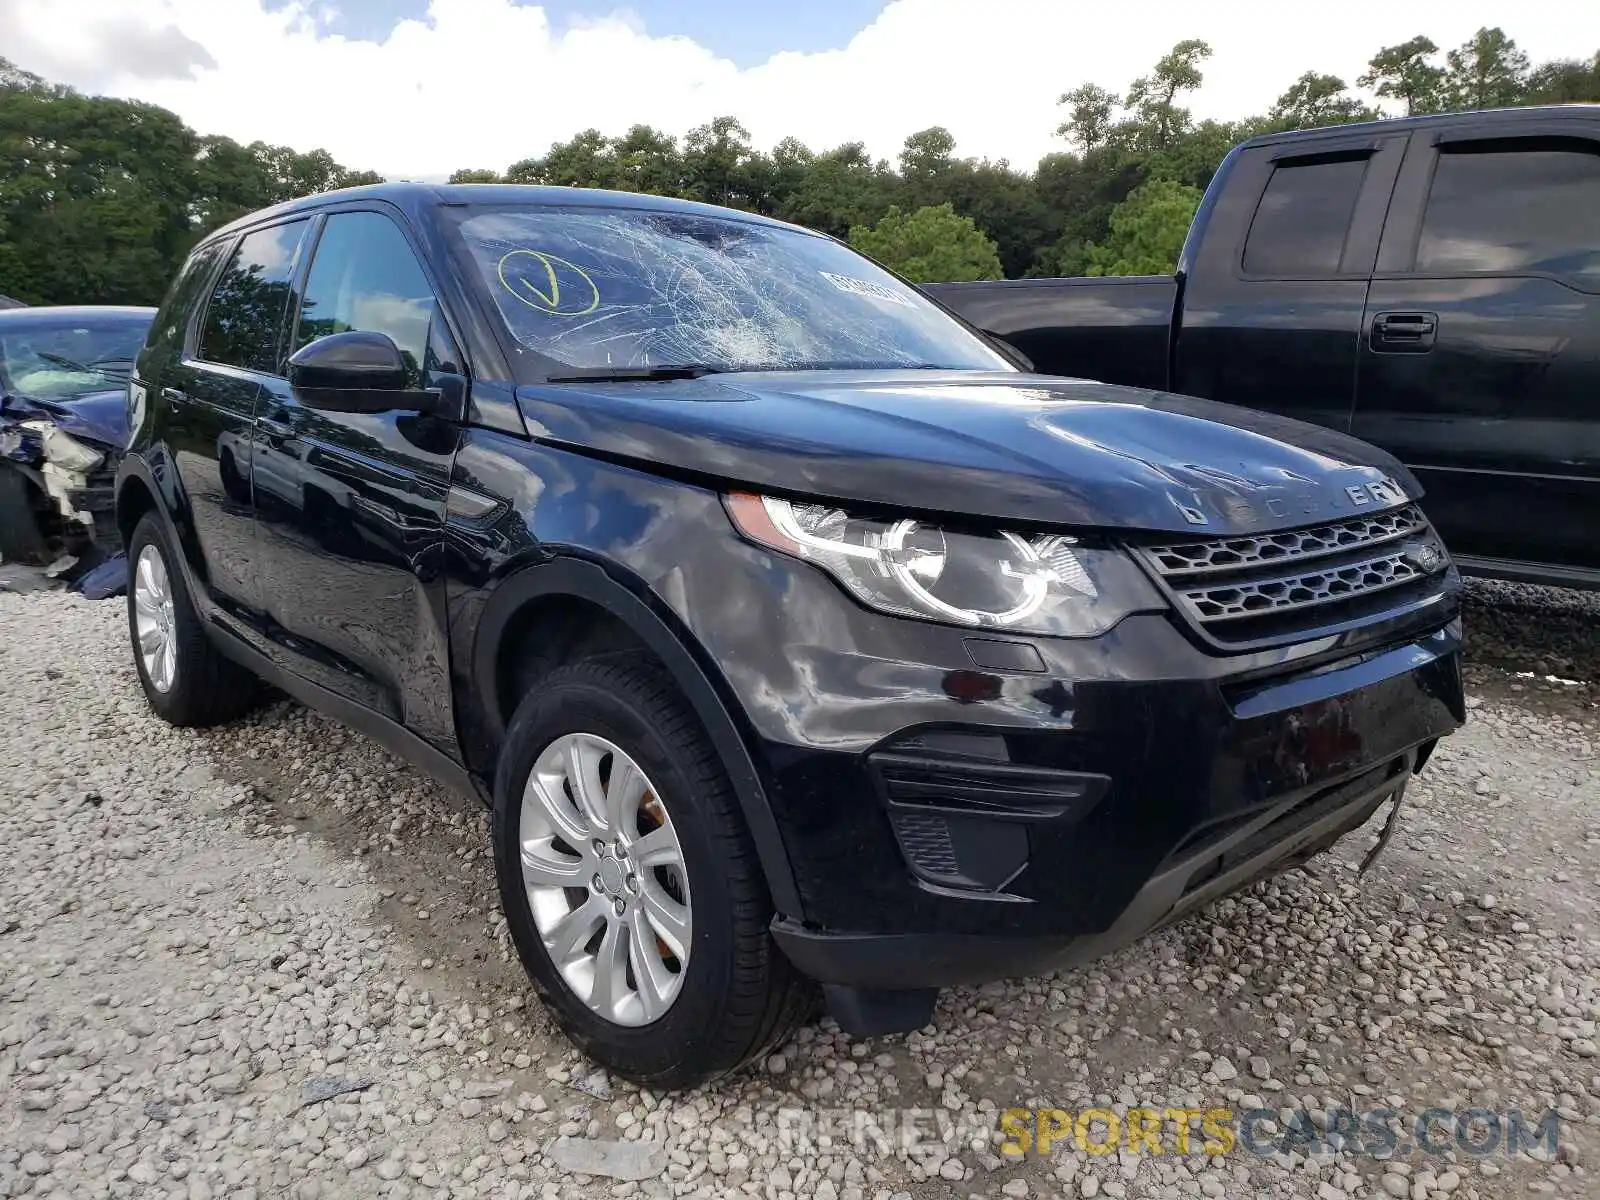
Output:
[1135,505,1451,648]
[1147,506,1426,576]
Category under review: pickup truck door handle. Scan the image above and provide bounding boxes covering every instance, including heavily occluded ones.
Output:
[256,416,294,445]
[1370,311,1438,353]
[161,387,188,406]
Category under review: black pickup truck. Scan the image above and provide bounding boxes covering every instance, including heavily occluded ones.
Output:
[930,104,1600,589]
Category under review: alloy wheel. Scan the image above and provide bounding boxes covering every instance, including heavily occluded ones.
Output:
[133,544,178,693]
[517,732,692,1026]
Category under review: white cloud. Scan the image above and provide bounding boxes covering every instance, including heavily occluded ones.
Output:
[2,0,1590,180]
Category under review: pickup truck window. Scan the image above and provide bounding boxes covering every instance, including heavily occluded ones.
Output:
[451,206,1011,375]
[198,220,309,374]
[1242,156,1367,277]
[1416,140,1600,288]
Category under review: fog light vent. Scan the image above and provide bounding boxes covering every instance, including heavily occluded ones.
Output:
[892,811,961,879]
[870,751,1107,819]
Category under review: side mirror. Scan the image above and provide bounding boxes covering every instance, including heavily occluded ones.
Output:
[287,331,437,414]
[289,331,406,389]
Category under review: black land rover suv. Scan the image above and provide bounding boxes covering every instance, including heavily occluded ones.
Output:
[118,184,1466,1088]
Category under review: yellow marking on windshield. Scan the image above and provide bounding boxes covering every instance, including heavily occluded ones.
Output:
[497,249,601,317]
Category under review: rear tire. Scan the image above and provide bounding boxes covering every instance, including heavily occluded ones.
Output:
[127,513,259,726]
[493,656,813,1088]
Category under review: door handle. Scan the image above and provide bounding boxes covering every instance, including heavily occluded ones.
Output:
[161,387,188,405]
[256,417,294,445]
[1370,311,1438,353]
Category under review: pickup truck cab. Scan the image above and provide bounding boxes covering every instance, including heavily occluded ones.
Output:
[930,104,1600,588]
[118,183,1464,1088]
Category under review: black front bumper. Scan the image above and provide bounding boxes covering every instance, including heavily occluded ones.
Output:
[676,540,1464,989]
[772,749,1413,988]
[634,509,1467,993]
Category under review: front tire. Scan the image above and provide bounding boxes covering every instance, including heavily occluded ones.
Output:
[493,657,812,1088]
[127,513,259,726]
[0,466,50,563]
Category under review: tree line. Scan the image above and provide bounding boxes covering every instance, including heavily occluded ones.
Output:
[2,29,1596,307]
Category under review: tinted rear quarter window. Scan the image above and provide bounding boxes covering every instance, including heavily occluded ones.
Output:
[149,240,227,356]
[1242,156,1368,276]
[1416,139,1600,287]
[198,220,309,373]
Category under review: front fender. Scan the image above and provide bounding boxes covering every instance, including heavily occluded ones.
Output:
[466,553,805,919]
[115,449,208,582]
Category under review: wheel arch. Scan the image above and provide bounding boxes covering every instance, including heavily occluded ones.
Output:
[114,470,159,549]
[116,452,215,596]
[472,556,803,918]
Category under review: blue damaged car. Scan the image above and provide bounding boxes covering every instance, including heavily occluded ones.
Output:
[0,305,153,564]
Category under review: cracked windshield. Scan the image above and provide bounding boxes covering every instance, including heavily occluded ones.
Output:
[452,206,1010,373]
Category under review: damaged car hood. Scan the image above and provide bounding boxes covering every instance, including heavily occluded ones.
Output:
[0,386,128,451]
[514,370,1421,536]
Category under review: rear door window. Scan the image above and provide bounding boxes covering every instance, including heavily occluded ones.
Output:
[1242,156,1369,277]
[151,239,228,358]
[1415,138,1600,287]
[198,220,309,373]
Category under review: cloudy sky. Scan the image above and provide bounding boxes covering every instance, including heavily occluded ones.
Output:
[2,0,1591,179]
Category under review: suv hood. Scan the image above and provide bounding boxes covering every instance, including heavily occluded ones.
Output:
[514,370,1420,536]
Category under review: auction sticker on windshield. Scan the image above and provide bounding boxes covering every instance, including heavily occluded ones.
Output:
[819,272,914,307]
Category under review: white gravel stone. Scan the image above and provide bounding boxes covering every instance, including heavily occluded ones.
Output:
[2,573,1596,1200]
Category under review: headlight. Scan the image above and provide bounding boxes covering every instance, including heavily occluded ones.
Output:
[725,493,1165,637]
[31,423,105,472]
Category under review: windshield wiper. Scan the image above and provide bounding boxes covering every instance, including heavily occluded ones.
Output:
[544,364,726,383]
[34,351,93,373]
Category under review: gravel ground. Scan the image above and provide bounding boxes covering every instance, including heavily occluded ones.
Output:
[1,581,1597,1200]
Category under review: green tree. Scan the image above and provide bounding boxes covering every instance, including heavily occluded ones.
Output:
[1268,72,1378,130]
[775,141,894,238]
[8,28,1598,305]
[938,158,1055,278]
[448,167,502,183]
[611,125,683,196]
[1084,178,1201,277]
[1032,147,1145,276]
[0,87,199,305]
[898,126,956,180]
[0,56,57,95]
[1443,28,1530,110]
[508,129,616,187]
[681,116,755,208]
[249,143,380,201]
[1124,39,1212,150]
[1524,51,1600,103]
[1145,119,1241,192]
[847,203,1002,283]
[1056,83,1118,154]
[1359,36,1446,115]
[189,135,274,229]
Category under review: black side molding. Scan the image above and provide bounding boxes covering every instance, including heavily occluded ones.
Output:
[207,621,489,807]
[1452,553,1600,592]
